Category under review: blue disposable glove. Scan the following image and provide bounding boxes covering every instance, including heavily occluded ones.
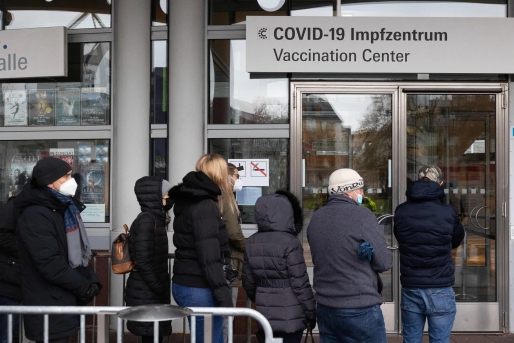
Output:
[357,242,374,261]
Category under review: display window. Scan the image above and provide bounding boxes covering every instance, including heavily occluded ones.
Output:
[152,138,167,179]
[0,42,111,127]
[152,0,167,26]
[152,40,167,124]
[210,138,289,224]
[0,139,111,223]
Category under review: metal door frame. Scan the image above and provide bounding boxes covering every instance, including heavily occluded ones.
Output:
[290,81,509,333]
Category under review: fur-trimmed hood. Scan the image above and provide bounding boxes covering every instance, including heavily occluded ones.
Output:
[254,190,303,236]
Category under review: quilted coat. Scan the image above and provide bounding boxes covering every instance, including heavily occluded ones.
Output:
[170,171,232,307]
[125,176,171,337]
[394,179,465,288]
[243,192,315,334]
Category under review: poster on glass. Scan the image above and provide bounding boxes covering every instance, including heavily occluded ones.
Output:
[28,89,55,126]
[4,90,28,126]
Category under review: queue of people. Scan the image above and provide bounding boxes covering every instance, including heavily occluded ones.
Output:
[0,154,463,343]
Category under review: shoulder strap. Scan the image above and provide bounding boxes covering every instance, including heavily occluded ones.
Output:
[138,212,157,232]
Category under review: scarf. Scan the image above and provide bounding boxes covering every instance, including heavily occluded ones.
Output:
[50,189,92,268]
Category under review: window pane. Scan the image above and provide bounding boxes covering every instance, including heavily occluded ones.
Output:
[339,1,506,17]
[152,138,168,179]
[210,0,287,25]
[210,138,289,224]
[210,40,289,124]
[5,1,111,29]
[152,0,167,26]
[0,42,111,127]
[0,139,111,223]
[152,41,168,124]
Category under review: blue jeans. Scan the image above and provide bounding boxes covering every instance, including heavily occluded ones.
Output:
[401,287,456,343]
[172,283,224,343]
[316,303,387,343]
[0,296,20,343]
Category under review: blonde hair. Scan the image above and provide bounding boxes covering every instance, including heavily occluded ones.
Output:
[195,154,238,214]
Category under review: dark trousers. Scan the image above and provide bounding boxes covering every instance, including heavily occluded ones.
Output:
[36,335,72,343]
[0,295,20,343]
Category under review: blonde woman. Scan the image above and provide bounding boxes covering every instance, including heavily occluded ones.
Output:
[170,154,236,343]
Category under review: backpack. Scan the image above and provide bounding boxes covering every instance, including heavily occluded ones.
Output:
[111,224,133,274]
[111,212,156,274]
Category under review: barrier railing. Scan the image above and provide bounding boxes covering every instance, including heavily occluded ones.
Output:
[0,306,281,343]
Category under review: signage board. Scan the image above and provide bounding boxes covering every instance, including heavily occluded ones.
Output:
[246,17,514,74]
[228,159,270,187]
[0,27,67,79]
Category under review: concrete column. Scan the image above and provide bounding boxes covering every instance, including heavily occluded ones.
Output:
[168,0,206,185]
[111,0,151,309]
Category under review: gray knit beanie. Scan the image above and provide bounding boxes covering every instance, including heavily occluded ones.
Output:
[162,180,172,197]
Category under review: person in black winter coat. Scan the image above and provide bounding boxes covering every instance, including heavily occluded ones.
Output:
[0,196,21,343]
[170,154,234,343]
[14,157,101,342]
[243,190,316,343]
[125,176,173,343]
[394,165,465,343]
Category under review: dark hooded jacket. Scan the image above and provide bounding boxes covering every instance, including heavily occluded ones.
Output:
[14,181,98,341]
[243,191,315,334]
[0,196,21,301]
[170,171,232,307]
[125,176,171,337]
[394,179,465,288]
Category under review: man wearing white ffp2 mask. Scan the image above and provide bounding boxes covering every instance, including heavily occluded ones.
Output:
[13,157,101,343]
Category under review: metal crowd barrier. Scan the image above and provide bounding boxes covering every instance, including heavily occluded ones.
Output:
[0,306,280,343]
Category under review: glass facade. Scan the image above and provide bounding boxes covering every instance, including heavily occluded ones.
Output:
[3,1,111,29]
[210,40,289,124]
[0,42,111,127]
[152,0,167,26]
[0,139,111,223]
[152,40,168,124]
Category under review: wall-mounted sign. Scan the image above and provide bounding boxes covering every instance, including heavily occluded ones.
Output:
[228,159,270,187]
[247,16,514,74]
[0,27,67,79]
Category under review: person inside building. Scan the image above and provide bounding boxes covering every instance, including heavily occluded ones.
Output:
[170,153,234,343]
[222,163,246,343]
[243,190,316,343]
[14,157,101,343]
[0,196,21,343]
[307,168,392,343]
[124,176,173,343]
[394,165,465,343]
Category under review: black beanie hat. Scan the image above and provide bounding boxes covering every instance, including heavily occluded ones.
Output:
[33,157,72,187]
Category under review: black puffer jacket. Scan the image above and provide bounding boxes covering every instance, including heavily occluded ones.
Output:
[170,171,232,307]
[394,179,465,288]
[243,192,315,334]
[14,182,99,341]
[0,196,21,301]
[125,176,171,337]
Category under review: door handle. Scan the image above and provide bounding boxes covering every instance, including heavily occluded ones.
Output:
[377,214,394,224]
[474,206,489,230]
[469,205,481,229]
[387,246,399,250]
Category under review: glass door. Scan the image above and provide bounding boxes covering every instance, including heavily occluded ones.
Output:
[291,84,400,332]
[401,87,507,332]
[292,83,508,333]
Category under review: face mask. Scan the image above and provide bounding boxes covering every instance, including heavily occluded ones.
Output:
[232,179,243,192]
[163,198,173,212]
[57,178,78,197]
[354,191,363,206]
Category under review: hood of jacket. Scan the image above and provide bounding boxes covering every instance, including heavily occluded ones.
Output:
[406,179,444,201]
[168,171,221,204]
[134,176,167,221]
[14,182,70,215]
[255,193,298,234]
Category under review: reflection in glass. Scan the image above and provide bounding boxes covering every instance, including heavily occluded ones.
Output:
[210,40,288,124]
[5,1,111,29]
[152,0,167,26]
[209,0,287,25]
[152,138,168,179]
[0,43,111,127]
[301,93,393,300]
[0,139,111,223]
[210,138,289,223]
[152,41,168,124]
[407,94,497,302]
